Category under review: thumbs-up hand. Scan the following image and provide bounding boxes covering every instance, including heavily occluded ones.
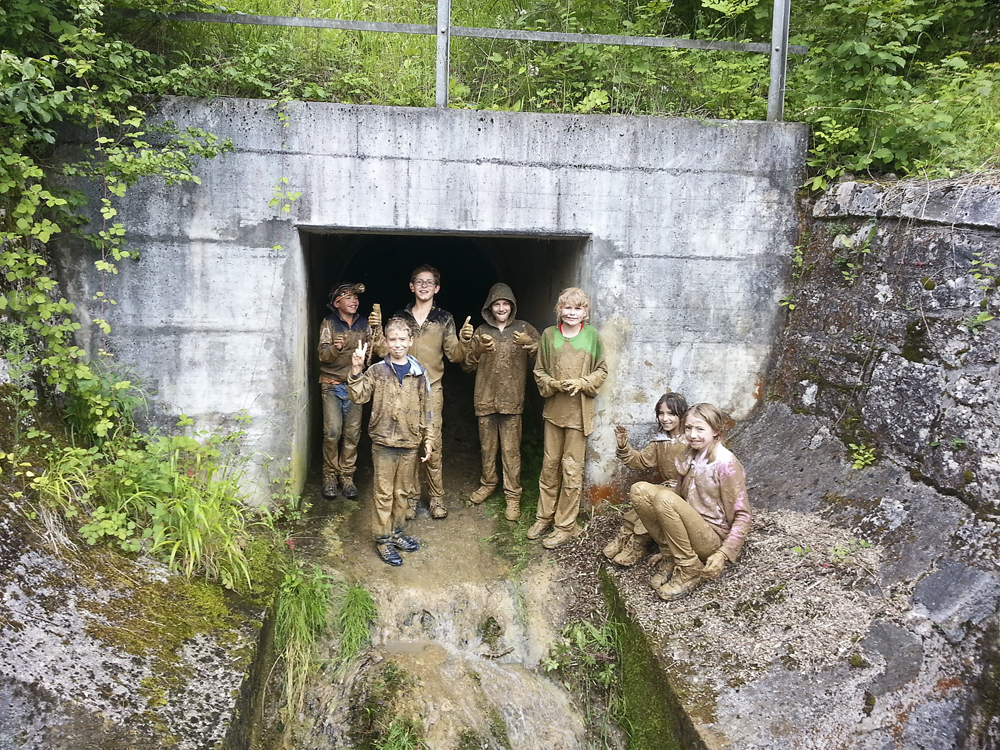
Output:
[459,316,474,342]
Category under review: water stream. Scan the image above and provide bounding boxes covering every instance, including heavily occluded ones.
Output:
[288,439,591,749]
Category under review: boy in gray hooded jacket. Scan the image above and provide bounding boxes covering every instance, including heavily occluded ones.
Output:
[463,283,540,521]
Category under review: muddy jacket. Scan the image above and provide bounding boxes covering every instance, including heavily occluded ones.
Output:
[318,312,369,383]
[347,356,434,449]
[373,303,466,386]
[464,283,541,417]
[616,433,689,487]
[679,444,752,563]
[533,324,608,436]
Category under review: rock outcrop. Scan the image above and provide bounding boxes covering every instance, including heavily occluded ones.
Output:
[618,177,1000,749]
[0,501,267,750]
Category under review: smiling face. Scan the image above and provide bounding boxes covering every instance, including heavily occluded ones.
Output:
[657,404,681,436]
[559,304,586,328]
[334,293,359,316]
[409,272,440,303]
[491,299,512,325]
[386,326,413,363]
[685,415,719,452]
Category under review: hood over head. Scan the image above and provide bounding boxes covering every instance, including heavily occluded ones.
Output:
[482,283,517,327]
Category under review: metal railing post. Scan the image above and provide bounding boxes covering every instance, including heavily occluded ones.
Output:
[767,0,791,122]
[435,0,452,108]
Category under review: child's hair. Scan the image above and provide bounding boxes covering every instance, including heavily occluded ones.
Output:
[410,264,441,285]
[554,287,590,322]
[685,402,726,462]
[385,316,414,338]
[654,392,688,423]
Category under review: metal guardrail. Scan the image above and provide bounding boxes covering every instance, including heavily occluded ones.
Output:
[144,0,803,121]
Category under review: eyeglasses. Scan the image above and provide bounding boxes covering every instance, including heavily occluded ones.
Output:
[412,279,437,287]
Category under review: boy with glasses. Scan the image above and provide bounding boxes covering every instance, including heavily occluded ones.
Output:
[370,264,472,519]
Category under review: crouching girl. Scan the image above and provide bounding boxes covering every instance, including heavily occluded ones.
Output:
[607,392,689,566]
[632,403,752,601]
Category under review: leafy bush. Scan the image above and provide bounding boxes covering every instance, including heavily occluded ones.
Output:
[31,417,272,591]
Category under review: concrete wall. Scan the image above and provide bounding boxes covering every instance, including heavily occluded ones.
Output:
[55,98,807,501]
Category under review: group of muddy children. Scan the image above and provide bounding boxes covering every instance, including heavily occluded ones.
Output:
[319,265,752,602]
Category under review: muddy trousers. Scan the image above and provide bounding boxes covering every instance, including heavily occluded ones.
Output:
[630,482,721,568]
[537,420,586,532]
[371,444,419,539]
[477,413,523,500]
[408,380,444,501]
[321,382,362,483]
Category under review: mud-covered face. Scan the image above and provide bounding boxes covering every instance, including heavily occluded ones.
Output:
[491,299,512,324]
[386,328,413,361]
[657,405,680,435]
[559,304,586,327]
[334,293,359,315]
[685,415,718,452]
[410,272,440,302]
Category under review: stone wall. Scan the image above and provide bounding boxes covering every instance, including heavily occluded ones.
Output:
[53,98,807,502]
[651,177,1000,749]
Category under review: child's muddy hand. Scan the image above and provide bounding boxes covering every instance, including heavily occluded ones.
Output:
[477,334,496,352]
[333,333,347,350]
[702,551,727,579]
[512,331,531,347]
[614,425,628,448]
[459,316,474,342]
[368,307,382,331]
[421,440,434,462]
[562,379,585,396]
[351,341,368,370]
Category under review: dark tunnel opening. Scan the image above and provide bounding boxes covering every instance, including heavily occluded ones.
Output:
[300,230,588,487]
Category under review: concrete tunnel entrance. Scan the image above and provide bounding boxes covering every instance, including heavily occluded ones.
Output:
[301,230,588,488]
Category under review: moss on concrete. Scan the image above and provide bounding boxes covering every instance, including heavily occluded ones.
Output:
[601,568,706,750]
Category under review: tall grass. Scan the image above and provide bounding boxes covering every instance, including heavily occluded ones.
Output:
[31,425,271,591]
[275,561,335,720]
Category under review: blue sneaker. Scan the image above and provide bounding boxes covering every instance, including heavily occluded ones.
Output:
[391,532,420,552]
[375,538,403,566]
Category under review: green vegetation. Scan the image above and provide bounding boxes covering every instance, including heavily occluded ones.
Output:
[274,561,336,722]
[542,617,626,747]
[848,442,877,470]
[102,0,1000,181]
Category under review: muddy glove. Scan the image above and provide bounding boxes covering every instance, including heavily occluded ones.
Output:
[614,425,629,449]
[368,305,382,340]
[459,316,474,343]
[475,333,496,353]
[560,378,586,396]
[512,330,538,355]
[702,550,727,579]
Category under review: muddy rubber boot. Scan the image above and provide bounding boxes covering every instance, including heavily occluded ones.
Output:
[526,520,552,540]
[542,525,583,550]
[322,480,338,499]
[656,559,705,601]
[341,477,359,500]
[469,485,495,505]
[405,498,418,520]
[612,533,651,567]
[602,526,630,560]
[375,537,403,566]
[504,495,521,522]
[430,498,448,519]
[648,554,677,589]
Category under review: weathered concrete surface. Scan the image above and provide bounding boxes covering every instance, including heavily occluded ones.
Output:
[0,500,266,750]
[54,99,807,501]
[639,178,1000,749]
